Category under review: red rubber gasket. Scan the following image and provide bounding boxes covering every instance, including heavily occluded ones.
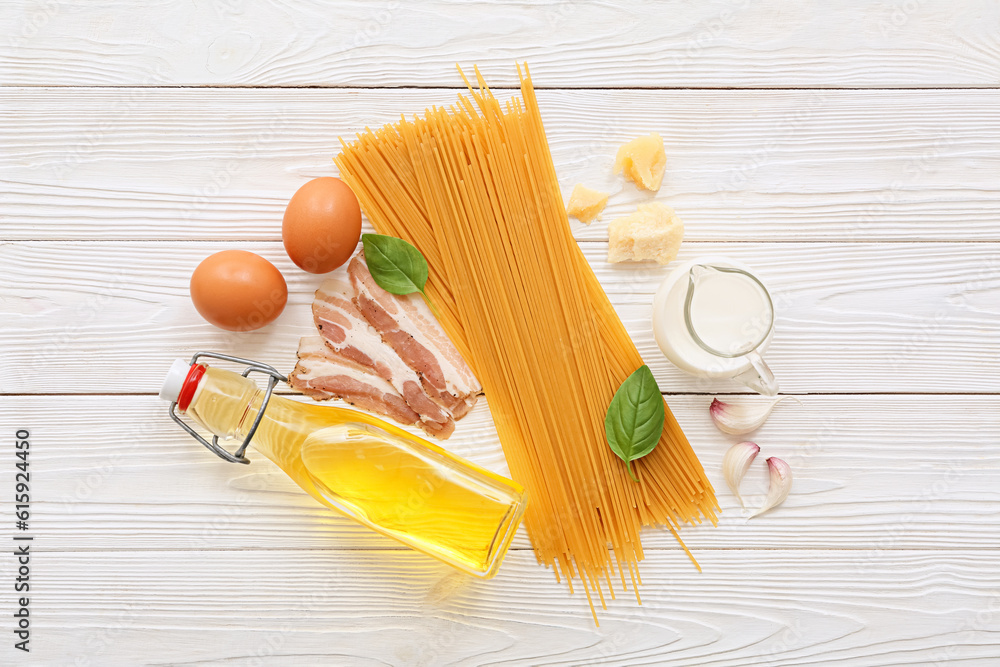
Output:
[176,363,206,412]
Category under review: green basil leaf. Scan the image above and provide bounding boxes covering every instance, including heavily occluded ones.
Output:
[362,233,429,296]
[604,364,665,482]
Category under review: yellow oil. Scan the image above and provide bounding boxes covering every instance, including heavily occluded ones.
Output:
[185,366,526,577]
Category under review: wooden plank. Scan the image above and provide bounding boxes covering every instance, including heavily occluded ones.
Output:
[1,241,998,394]
[3,1,1000,88]
[4,88,1000,241]
[12,549,1000,665]
[2,394,997,553]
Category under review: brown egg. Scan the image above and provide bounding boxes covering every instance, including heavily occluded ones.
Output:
[190,250,288,331]
[282,177,362,274]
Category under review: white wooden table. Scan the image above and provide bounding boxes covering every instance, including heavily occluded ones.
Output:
[3,2,1000,664]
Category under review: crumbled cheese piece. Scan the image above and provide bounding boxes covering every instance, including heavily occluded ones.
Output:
[607,202,684,265]
[566,184,609,224]
[614,133,666,192]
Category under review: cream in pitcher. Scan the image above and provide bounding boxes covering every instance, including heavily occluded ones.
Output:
[652,256,779,395]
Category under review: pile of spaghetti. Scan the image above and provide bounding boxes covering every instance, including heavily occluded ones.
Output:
[336,64,718,619]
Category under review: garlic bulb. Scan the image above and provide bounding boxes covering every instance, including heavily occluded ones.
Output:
[709,396,794,435]
[722,441,760,508]
[749,457,792,519]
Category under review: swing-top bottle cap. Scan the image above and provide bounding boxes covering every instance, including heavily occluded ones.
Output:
[163,352,288,465]
[159,358,193,403]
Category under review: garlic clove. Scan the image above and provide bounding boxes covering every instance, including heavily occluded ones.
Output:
[709,396,795,435]
[722,441,760,509]
[748,457,792,519]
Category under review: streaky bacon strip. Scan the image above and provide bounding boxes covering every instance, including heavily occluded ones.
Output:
[348,252,481,419]
[289,337,422,428]
[312,279,454,438]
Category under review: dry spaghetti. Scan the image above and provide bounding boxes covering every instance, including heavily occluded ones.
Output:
[336,64,718,621]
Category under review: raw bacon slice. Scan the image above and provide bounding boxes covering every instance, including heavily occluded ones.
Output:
[312,279,454,438]
[289,337,421,429]
[348,253,481,419]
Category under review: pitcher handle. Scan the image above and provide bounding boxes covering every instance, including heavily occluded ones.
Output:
[733,350,779,396]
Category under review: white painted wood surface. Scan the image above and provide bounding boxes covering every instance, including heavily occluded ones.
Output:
[3,2,1000,665]
[4,241,999,394]
[1,394,996,552]
[3,0,1000,87]
[4,88,1000,242]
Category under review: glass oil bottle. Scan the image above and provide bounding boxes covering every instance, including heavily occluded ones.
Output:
[160,353,526,578]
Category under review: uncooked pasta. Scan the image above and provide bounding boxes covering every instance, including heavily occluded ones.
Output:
[335,64,718,621]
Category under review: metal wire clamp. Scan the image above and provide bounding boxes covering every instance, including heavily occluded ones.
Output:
[168,352,287,464]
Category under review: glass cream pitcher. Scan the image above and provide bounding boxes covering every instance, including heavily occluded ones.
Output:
[652,256,779,395]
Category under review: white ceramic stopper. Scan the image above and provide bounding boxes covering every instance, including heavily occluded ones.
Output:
[159,358,192,403]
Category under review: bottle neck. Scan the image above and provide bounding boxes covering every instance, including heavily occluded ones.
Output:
[183,365,331,502]
[185,367,264,442]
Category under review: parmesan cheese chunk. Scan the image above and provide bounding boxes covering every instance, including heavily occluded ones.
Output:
[614,133,666,192]
[607,202,684,265]
[566,184,609,224]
